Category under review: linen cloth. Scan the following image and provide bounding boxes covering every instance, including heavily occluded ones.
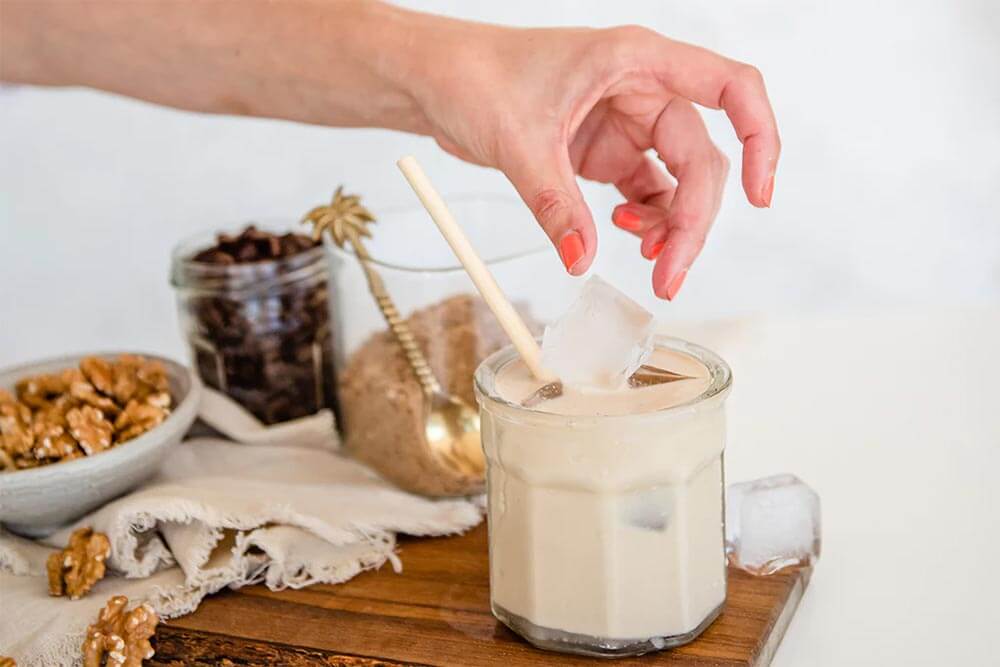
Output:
[0,437,484,666]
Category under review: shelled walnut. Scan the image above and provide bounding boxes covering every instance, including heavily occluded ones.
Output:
[0,355,173,473]
[47,527,112,600]
[83,596,158,667]
[0,392,34,458]
[114,401,168,443]
[67,406,115,456]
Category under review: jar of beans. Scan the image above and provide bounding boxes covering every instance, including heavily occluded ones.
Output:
[170,225,338,425]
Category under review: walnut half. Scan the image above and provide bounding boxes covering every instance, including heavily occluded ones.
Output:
[83,596,158,667]
[67,407,114,456]
[114,401,168,443]
[47,527,111,600]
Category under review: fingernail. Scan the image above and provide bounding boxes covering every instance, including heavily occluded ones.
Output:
[612,207,642,232]
[761,173,775,207]
[558,231,585,273]
[642,241,665,260]
[665,269,688,301]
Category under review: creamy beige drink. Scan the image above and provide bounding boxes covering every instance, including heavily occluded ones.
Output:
[474,337,731,657]
[496,347,711,416]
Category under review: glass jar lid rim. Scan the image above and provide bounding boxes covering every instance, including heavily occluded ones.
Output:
[323,193,550,274]
[324,238,549,274]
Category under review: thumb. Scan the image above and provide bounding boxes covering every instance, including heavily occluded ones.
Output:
[501,144,596,276]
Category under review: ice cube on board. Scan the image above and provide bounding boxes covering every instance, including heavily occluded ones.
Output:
[540,276,654,391]
[726,473,821,575]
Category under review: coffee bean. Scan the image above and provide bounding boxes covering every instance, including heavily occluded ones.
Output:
[182,225,337,424]
[191,249,235,265]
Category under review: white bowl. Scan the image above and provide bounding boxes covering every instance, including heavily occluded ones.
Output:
[0,352,201,537]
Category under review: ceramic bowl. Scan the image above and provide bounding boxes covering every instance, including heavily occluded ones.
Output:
[0,352,201,537]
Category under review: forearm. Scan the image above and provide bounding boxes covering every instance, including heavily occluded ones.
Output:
[0,0,474,134]
[3,2,780,297]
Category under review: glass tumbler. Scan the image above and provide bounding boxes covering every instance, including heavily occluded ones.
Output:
[474,336,732,657]
[326,195,575,497]
[170,227,337,425]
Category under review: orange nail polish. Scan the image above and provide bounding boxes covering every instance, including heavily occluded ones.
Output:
[643,241,665,260]
[613,208,642,231]
[559,231,585,272]
[665,269,688,301]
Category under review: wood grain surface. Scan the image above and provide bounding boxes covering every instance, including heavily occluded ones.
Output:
[152,524,808,667]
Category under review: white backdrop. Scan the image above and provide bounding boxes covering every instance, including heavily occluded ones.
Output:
[2,0,998,366]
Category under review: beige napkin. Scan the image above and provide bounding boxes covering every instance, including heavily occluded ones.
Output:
[0,435,484,666]
[196,387,340,450]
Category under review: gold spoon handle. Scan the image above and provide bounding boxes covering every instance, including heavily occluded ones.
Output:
[349,233,442,399]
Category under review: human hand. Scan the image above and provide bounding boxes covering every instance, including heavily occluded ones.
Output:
[2,2,777,302]
[414,24,780,299]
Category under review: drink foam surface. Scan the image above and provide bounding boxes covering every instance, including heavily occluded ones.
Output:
[496,346,711,417]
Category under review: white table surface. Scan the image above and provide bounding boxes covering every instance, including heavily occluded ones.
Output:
[670,308,1000,665]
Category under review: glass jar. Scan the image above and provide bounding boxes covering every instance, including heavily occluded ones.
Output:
[170,227,338,425]
[474,336,732,657]
[326,195,575,497]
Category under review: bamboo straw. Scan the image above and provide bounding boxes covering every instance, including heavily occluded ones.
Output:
[396,155,554,382]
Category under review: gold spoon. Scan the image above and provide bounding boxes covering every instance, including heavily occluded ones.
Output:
[302,188,484,480]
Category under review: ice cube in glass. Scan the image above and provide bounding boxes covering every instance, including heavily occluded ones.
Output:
[540,275,654,391]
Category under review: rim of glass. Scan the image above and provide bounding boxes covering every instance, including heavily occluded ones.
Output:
[474,335,733,425]
[323,193,550,275]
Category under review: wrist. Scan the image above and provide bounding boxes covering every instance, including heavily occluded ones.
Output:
[318,0,437,134]
[355,2,509,140]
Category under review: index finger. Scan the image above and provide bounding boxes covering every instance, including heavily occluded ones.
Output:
[613,28,781,207]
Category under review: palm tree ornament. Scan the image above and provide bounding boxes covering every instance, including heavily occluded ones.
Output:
[303,187,376,255]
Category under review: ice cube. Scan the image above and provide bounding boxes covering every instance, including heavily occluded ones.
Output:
[540,276,654,391]
[621,486,673,531]
[725,473,821,575]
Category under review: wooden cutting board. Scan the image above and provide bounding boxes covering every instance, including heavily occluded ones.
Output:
[151,524,809,666]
